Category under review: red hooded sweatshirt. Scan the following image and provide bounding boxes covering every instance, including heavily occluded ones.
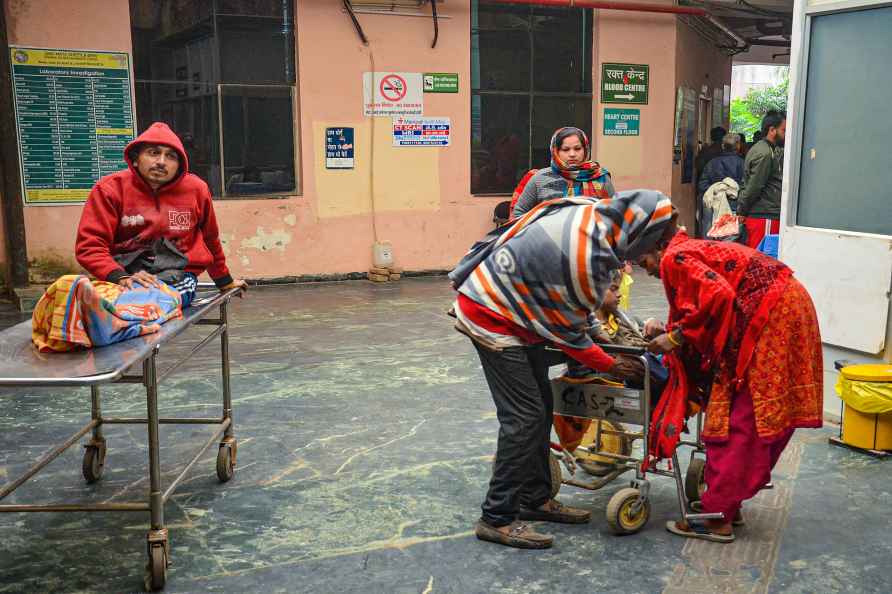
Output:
[75,122,233,287]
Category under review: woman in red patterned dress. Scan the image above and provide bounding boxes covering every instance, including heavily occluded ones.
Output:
[635,217,823,543]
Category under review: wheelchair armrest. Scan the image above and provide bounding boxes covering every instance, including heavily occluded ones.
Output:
[598,344,647,357]
[543,343,646,361]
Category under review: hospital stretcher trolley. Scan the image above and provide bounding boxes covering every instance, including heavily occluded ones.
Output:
[0,284,244,590]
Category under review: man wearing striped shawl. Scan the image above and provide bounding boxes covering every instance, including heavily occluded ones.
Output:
[449,190,675,549]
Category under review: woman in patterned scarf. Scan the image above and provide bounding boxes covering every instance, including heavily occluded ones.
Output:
[635,224,823,543]
[450,190,672,549]
[511,127,615,218]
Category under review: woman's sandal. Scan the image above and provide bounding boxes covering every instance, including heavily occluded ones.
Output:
[666,519,735,543]
[689,501,745,526]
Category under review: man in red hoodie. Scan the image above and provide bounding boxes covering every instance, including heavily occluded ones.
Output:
[76,122,246,305]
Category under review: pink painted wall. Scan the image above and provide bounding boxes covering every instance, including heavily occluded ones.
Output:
[5,0,132,273]
[5,0,732,281]
[593,9,677,195]
[671,19,733,232]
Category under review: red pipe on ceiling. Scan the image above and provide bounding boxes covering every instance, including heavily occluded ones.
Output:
[485,0,707,16]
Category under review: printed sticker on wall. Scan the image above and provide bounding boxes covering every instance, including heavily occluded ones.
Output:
[363,72,423,116]
[392,117,451,147]
[326,127,355,169]
[423,73,459,93]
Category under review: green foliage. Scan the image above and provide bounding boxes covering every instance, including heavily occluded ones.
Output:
[744,75,788,119]
[730,73,789,139]
[731,98,760,138]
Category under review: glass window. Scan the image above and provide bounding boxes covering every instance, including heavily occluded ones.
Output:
[129,0,297,198]
[796,6,892,235]
[471,0,593,194]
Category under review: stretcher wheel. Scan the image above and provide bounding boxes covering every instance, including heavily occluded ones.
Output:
[82,443,106,484]
[216,440,236,483]
[685,457,707,503]
[549,452,562,499]
[606,487,650,535]
[144,543,167,591]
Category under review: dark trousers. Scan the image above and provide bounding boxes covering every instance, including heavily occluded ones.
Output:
[473,342,553,527]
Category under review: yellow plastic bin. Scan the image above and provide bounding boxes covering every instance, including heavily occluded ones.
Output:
[835,364,892,451]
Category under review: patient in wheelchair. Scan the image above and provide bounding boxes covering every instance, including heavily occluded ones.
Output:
[565,270,669,400]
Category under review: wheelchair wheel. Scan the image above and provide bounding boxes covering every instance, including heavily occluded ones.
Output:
[606,487,650,535]
[576,420,631,477]
[685,457,707,503]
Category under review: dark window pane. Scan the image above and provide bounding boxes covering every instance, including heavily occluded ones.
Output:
[220,86,295,197]
[476,30,531,91]
[217,0,285,17]
[531,96,592,170]
[471,94,530,194]
[475,0,530,30]
[130,0,214,82]
[134,81,221,195]
[532,13,592,92]
[218,15,296,84]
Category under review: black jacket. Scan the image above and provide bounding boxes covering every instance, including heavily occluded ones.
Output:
[697,151,745,196]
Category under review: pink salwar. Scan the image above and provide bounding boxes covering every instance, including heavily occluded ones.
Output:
[699,386,794,521]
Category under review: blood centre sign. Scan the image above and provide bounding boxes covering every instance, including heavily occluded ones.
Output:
[363,72,423,116]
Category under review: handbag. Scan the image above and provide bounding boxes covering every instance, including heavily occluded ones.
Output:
[706,213,748,244]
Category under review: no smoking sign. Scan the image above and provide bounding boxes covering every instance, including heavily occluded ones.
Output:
[364,72,423,116]
[379,74,407,102]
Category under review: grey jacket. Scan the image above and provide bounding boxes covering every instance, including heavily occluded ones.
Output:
[512,168,615,218]
[737,139,783,219]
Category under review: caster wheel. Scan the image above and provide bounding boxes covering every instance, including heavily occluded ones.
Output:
[685,457,707,504]
[82,443,106,484]
[216,440,236,483]
[549,452,562,499]
[606,487,651,535]
[144,543,167,591]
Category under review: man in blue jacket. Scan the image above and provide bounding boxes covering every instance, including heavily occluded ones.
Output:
[697,133,745,196]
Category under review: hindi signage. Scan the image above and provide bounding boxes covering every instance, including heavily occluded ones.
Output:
[325,127,354,169]
[423,73,458,93]
[10,47,136,204]
[392,117,451,147]
[363,72,423,116]
[603,108,640,136]
[601,63,649,105]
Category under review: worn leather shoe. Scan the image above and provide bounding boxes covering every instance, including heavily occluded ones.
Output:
[519,499,591,524]
[475,520,554,549]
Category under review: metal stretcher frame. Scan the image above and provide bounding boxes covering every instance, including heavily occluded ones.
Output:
[0,284,244,590]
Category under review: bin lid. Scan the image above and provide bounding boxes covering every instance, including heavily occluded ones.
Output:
[840,364,892,382]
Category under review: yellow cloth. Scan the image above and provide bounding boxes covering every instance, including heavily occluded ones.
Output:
[604,313,619,337]
[618,272,633,311]
[836,376,892,414]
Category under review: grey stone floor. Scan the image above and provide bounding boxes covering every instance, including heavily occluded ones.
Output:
[0,275,889,593]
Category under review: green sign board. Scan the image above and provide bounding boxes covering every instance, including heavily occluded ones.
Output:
[601,63,649,105]
[603,108,640,136]
[10,47,135,204]
[423,72,458,93]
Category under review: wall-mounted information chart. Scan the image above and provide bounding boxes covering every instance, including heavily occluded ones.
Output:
[10,47,135,204]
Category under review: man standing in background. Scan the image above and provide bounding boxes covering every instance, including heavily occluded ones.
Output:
[737,111,785,249]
